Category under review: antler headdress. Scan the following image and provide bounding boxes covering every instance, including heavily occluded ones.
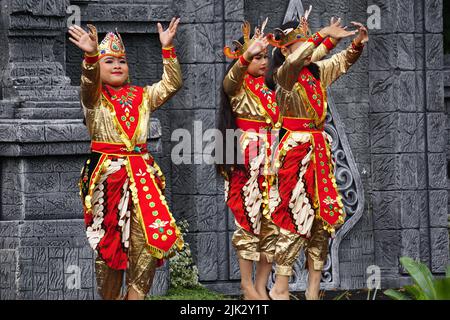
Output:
[267,5,313,48]
[223,18,269,60]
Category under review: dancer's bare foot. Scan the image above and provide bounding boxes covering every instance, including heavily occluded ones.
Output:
[255,287,270,300]
[126,287,145,300]
[268,288,290,300]
[305,289,320,300]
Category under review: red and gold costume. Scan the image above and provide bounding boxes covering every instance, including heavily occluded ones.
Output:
[78,31,183,298]
[268,19,364,276]
[222,22,280,263]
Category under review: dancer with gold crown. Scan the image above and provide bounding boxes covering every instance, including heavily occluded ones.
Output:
[68,17,184,300]
[217,19,280,300]
[265,7,369,300]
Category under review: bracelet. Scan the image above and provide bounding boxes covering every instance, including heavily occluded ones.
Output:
[162,46,177,59]
[85,51,99,57]
[351,40,365,51]
[323,38,337,51]
[84,52,99,64]
[308,32,325,47]
[239,55,251,67]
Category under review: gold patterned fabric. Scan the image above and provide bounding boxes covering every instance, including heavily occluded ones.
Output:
[232,216,279,262]
[81,56,182,144]
[95,208,158,300]
[310,38,338,63]
[273,228,307,276]
[304,219,330,271]
[223,59,282,127]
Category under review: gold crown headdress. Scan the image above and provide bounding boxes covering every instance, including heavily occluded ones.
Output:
[267,5,313,48]
[223,18,269,60]
[98,29,126,59]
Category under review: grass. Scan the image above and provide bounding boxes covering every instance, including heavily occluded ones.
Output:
[147,285,234,300]
[148,288,393,301]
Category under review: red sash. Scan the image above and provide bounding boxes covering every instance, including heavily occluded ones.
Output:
[276,118,344,233]
[297,68,326,125]
[88,142,182,258]
[310,132,344,228]
[102,85,144,141]
[244,74,280,125]
[235,118,271,131]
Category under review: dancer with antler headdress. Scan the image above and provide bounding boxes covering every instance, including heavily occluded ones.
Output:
[265,6,369,300]
[68,18,184,300]
[217,19,281,300]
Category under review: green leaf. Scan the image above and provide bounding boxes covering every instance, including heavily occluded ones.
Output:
[446,266,450,279]
[384,289,411,300]
[404,285,427,300]
[333,291,349,301]
[400,257,436,300]
[433,278,450,300]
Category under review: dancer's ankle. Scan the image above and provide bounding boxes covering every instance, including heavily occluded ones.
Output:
[255,286,270,300]
[240,282,259,300]
[269,285,289,300]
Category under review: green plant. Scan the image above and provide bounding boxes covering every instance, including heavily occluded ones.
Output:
[384,257,450,300]
[333,291,350,300]
[169,219,200,289]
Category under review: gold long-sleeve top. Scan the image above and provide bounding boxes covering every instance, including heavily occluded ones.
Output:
[276,41,363,123]
[81,51,182,146]
[223,58,281,128]
[311,37,339,63]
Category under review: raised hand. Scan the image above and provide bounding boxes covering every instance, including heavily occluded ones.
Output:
[243,34,269,61]
[68,24,98,55]
[320,18,357,40]
[157,17,181,48]
[351,21,369,45]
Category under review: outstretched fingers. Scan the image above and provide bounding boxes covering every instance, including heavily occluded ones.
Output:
[73,25,88,36]
[87,24,98,42]
[332,17,342,27]
[157,22,164,35]
[68,29,81,41]
[158,17,180,35]
[168,17,176,30]
[350,21,364,28]
[171,17,181,33]
[68,37,80,47]
[351,21,368,34]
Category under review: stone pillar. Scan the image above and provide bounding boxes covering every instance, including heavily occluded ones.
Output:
[369,0,448,288]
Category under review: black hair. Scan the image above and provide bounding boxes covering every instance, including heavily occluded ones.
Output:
[216,36,250,178]
[265,20,321,90]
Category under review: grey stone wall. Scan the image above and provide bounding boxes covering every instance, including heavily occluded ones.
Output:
[444,54,450,241]
[369,0,448,284]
